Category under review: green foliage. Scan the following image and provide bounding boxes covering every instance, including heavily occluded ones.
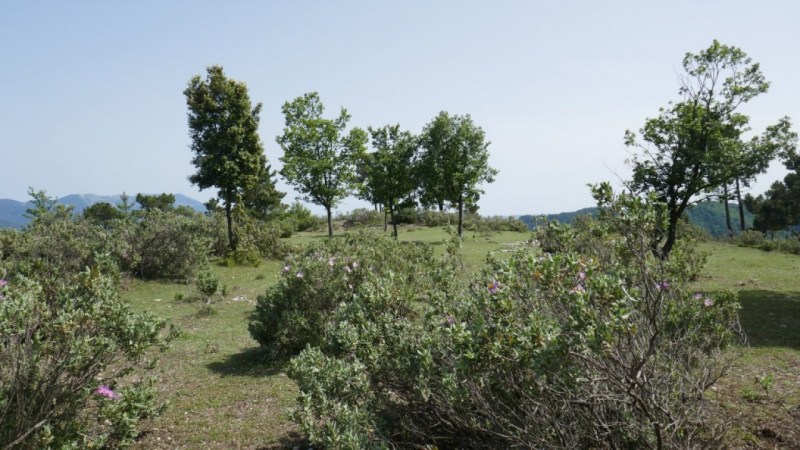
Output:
[286,185,740,448]
[1,207,117,295]
[248,233,438,360]
[196,270,220,298]
[278,92,368,237]
[185,65,276,251]
[83,201,125,228]
[117,209,211,280]
[338,208,384,228]
[0,270,174,449]
[626,40,792,257]
[23,187,58,220]
[418,112,498,236]
[360,124,419,237]
[745,150,800,233]
[284,202,322,233]
[135,193,175,212]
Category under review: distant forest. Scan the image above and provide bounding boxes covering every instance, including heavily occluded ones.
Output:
[520,201,754,238]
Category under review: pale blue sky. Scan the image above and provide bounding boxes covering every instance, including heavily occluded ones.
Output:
[2,1,798,215]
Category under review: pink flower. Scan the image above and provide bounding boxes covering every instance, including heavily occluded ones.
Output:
[488,281,499,294]
[282,265,291,273]
[96,385,118,400]
[569,285,586,295]
[657,281,669,291]
[704,297,714,307]
[0,279,7,288]
[578,272,586,281]
[694,293,704,301]
[444,315,456,326]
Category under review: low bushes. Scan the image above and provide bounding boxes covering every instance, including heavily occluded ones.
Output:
[0,269,174,449]
[278,187,741,449]
[248,232,442,360]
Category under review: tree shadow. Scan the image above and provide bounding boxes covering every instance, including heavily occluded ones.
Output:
[206,346,285,377]
[738,290,800,349]
[255,431,310,450]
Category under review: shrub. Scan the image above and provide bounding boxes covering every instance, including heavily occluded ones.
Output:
[248,232,441,360]
[0,270,174,449]
[120,209,211,280]
[196,270,220,299]
[286,186,741,449]
[735,229,766,247]
[285,202,322,232]
[0,209,118,295]
[339,208,384,228]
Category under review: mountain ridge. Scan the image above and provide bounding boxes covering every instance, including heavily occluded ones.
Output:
[0,193,207,228]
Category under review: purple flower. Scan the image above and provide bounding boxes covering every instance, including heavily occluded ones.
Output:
[96,385,118,400]
[578,272,586,281]
[488,281,499,294]
[296,271,304,279]
[445,315,456,326]
[0,279,7,288]
[704,297,714,307]
[569,285,586,295]
[694,292,704,301]
[282,265,291,273]
[657,280,670,291]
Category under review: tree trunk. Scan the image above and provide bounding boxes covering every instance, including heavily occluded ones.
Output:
[457,197,464,237]
[225,199,235,251]
[722,184,733,236]
[735,178,746,231]
[438,200,444,212]
[389,200,398,239]
[326,206,333,238]
[660,212,680,259]
[384,207,388,232]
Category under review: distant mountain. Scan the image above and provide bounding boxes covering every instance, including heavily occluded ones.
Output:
[519,202,754,238]
[0,193,207,228]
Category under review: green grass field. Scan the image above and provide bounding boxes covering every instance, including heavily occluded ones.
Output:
[126,228,800,449]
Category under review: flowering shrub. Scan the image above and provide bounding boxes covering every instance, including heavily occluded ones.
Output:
[0,270,174,449]
[286,186,742,448]
[248,232,442,360]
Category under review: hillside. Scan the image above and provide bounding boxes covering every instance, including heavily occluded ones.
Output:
[519,202,754,238]
[0,194,206,228]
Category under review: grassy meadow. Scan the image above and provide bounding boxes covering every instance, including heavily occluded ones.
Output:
[125,227,799,449]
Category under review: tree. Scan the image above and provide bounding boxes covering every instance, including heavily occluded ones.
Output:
[135,193,175,212]
[24,187,57,220]
[418,112,497,236]
[83,202,124,228]
[626,40,791,258]
[277,92,368,237]
[185,65,273,251]
[361,125,419,238]
[116,192,134,217]
[241,164,285,220]
[745,146,800,234]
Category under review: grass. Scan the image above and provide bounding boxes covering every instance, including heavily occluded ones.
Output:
[126,229,799,448]
[693,241,800,448]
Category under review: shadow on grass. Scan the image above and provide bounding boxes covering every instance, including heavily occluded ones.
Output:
[256,431,309,450]
[206,346,285,377]
[738,290,800,349]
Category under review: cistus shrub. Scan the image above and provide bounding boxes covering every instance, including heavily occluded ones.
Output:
[248,232,442,360]
[0,208,118,295]
[119,209,211,280]
[286,185,742,449]
[0,270,174,449]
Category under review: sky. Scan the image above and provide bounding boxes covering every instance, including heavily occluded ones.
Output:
[1,1,799,216]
